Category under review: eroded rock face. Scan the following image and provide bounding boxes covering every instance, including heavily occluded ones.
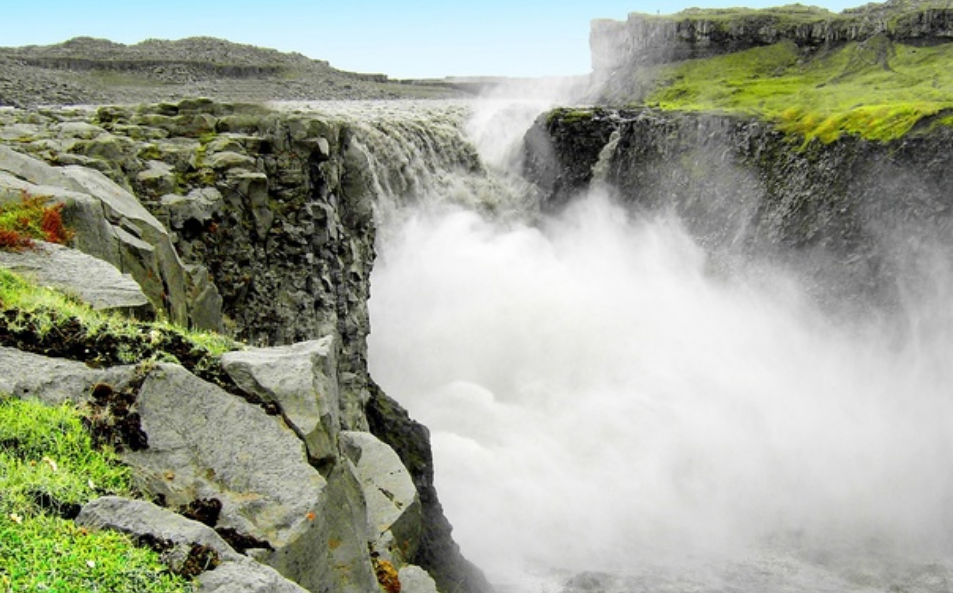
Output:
[0,98,492,593]
[524,107,953,312]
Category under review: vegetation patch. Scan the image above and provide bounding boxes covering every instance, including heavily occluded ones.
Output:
[0,267,240,386]
[642,38,953,142]
[0,395,193,592]
[0,192,74,252]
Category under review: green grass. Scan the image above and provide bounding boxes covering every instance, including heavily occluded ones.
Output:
[0,396,194,592]
[673,4,835,24]
[0,267,239,366]
[643,38,953,142]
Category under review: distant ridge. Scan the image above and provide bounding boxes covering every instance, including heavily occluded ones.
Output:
[0,36,460,107]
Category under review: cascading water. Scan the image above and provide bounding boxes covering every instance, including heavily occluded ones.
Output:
[361,99,953,592]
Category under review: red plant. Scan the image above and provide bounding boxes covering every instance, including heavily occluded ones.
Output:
[40,202,74,244]
[0,193,74,252]
[0,228,35,252]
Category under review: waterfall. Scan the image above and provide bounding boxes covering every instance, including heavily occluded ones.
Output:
[363,100,953,592]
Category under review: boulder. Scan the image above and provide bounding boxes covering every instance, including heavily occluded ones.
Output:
[160,187,224,232]
[122,363,352,592]
[340,430,422,565]
[53,121,106,140]
[136,159,177,196]
[0,241,151,316]
[77,496,310,593]
[399,565,441,593]
[198,559,311,593]
[220,337,340,463]
[206,150,256,171]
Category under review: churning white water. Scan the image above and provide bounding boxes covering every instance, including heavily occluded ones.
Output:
[366,100,953,592]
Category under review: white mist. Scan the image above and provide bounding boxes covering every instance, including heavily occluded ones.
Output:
[367,107,953,591]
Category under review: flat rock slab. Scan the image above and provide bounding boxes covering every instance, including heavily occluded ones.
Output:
[77,496,309,593]
[0,346,135,405]
[0,242,151,315]
[76,495,242,563]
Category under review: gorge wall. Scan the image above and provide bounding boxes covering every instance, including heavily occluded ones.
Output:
[0,98,491,593]
[523,107,953,316]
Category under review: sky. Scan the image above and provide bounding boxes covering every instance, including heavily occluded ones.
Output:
[6,0,862,79]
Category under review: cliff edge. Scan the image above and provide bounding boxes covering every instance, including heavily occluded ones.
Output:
[0,98,491,593]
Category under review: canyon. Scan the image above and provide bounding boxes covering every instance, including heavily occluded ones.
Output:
[2,1,953,592]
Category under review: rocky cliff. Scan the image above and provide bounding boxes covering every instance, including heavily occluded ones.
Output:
[552,0,953,313]
[524,106,953,316]
[590,0,953,102]
[0,98,491,593]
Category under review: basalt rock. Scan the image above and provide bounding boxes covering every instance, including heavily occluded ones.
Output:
[77,496,310,592]
[0,98,493,593]
[524,107,953,313]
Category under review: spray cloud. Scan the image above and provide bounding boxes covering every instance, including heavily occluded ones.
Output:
[367,100,953,591]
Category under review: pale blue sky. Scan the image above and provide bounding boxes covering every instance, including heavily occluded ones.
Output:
[6,0,860,79]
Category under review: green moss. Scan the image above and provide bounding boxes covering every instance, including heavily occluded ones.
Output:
[0,396,193,592]
[643,39,953,142]
[546,107,609,126]
[138,143,162,161]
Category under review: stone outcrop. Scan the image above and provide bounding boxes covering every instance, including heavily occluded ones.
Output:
[221,338,342,464]
[524,107,953,312]
[0,144,218,329]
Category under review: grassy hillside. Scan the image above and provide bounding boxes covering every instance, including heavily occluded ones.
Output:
[645,37,953,142]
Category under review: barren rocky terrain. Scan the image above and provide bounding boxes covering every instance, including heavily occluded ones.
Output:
[0,36,461,107]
